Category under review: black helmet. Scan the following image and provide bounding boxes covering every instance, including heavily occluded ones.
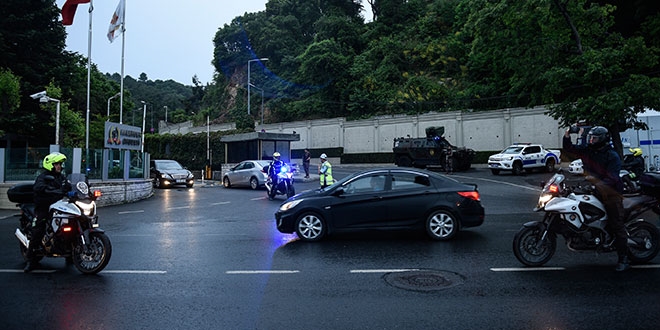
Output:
[587,126,610,149]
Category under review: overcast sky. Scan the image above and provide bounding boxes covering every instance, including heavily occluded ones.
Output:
[56,1,371,86]
[56,0,269,85]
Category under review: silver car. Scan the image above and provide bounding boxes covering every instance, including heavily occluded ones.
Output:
[222,160,270,190]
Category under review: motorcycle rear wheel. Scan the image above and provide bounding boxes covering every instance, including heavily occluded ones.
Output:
[627,221,660,264]
[72,232,112,275]
[512,226,556,267]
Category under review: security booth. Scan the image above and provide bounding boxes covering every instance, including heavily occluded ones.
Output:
[220,131,300,164]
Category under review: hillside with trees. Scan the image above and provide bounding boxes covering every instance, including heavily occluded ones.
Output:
[1,0,660,158]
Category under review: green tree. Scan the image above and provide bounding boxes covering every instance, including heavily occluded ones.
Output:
[0,69,22,137]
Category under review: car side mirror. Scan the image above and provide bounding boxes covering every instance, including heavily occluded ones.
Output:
[332,187,345,197]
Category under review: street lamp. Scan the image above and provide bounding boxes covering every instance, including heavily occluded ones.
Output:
[247,58,268,115]
[140,101,147,153]
[107,92,120,121]
[249,83,265,125]
[31,91,61,145]
[164,106,168,124]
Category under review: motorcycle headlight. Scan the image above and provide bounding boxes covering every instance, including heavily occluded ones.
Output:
[75,200,96,216]
[538,193,553,207]
[280,199,303,212]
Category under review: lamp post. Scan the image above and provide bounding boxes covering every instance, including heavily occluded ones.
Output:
[249,83,265,125]
[31,91,60,145]
[140,101,147,153]
[107,92,120,121]
[164,106,168,124]
[247,58,268,115]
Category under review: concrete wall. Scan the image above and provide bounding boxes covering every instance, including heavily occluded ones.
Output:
[0,180,153,210]
[159,106,564,153]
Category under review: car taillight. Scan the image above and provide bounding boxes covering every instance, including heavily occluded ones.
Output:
[93,190,102,198]
[62,226,73,232]
[458,191,480,201]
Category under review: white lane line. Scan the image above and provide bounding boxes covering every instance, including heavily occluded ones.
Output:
[251,197,267,201]
[118,210,144,214]
[0,269,57,274]
[350,269,420,273]
[491,267,565,272]
[211,201,231,205]
[102,270,167,274]
[170,206,191,210]
[631,264,660,269]
[226,270,300,274]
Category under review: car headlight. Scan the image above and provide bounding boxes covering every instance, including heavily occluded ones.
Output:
[280,199,303,212]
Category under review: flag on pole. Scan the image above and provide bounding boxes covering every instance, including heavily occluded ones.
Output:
[61,0,91,26]
[107,0,125,43]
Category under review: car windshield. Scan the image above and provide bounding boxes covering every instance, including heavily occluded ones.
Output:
[502,146,524,154]
[156,161,183,170]
[256,160,270,168]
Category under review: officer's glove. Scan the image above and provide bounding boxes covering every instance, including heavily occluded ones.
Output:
[67,191,76,198]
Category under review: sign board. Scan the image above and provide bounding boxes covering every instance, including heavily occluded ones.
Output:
[104,121,142,150]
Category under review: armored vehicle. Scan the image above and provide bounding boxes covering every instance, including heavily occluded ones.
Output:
[393,126,475,171]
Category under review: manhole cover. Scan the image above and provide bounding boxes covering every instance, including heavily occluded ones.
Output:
[383,270,465,292]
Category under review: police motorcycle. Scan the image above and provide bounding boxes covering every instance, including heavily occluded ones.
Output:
[9,173,112,274]
[263,162,295,200]
[512,171,660,267]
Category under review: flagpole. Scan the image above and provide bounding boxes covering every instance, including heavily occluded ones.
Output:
[85,0,94,173]
[119,0,126,124]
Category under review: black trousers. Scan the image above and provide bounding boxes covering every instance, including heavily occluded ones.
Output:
[597,185,628,259]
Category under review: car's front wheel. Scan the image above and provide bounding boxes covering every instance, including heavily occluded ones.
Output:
[512,162,523,176]
[223,177,231,188]
[295,212,326,242]
[154,178,163,189]
[426,210,459,241]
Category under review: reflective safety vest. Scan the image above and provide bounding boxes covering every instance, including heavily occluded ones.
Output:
[319,161,334,186]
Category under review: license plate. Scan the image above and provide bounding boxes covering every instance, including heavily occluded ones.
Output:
[176,179,185,183]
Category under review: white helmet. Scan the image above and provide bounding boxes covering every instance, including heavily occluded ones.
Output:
[320,153,327,159]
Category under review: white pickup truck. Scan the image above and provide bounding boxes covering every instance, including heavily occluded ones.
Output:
[488,143,561,175]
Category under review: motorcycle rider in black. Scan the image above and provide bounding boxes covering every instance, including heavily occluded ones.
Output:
[563,126,630,271]
[25,152,71,272]
[623,147,645,178]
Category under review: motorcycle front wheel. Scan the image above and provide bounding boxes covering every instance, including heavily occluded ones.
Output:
[73,232,112,274]
[627,221,660,264]
[512,225,556,267]
[286,184,295,198]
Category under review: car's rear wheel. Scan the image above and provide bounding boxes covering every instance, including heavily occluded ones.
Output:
[249,177,259,190]
[426,210,459,241]
[295,212,326,242]
[544,158,556,172]
[223,177,231,188]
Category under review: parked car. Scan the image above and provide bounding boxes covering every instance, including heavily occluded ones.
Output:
[150,159,194,188]
[488,143,561,175]
[222,160,270,190]
[275,167,485,242]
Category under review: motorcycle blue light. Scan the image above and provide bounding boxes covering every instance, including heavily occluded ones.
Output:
[280,166,289,173]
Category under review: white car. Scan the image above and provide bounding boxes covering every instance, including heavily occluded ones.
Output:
[488,143,561,175]
[568,159,584,175]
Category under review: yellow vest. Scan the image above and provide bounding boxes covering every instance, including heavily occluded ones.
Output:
[319,161,334,186]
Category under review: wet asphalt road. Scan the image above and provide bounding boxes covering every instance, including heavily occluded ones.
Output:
[0,165,659,330]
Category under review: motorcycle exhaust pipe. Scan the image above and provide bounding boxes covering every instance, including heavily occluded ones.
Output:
[15,228,29,248]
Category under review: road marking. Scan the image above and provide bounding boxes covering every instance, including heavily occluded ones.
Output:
[102,270,167,274]
[350,269,420,273]
[226,270,300,274]
[0,269,57,274]
[631,264,660,269]
[251,197,267,201]
[211,201,231,205]
[118,210,144,214]
[169,206,191,210]
[451,175,540,192]
[490,267,565,272]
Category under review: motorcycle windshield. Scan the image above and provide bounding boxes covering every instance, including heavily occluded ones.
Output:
[67,173,90,198]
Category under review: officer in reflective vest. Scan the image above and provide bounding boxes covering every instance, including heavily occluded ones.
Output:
[318,153,334,188]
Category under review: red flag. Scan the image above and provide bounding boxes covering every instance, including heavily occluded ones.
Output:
[61,0,91,26]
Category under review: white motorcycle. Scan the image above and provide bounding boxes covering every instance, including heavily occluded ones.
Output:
[513,172,660,267]
[9,173,112,274]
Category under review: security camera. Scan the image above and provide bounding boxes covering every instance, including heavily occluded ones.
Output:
[30,91,47,99]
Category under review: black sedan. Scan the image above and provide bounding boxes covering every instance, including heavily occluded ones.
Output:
[275,168,484,242]
[150,159,195,188]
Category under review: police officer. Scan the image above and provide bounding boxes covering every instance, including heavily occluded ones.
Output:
[318,153,334,189]
[563,126,630,271]
[25,152,71,272]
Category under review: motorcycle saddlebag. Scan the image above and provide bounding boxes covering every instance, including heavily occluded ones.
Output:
[7,183,34,204]
[639,172,660,197]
